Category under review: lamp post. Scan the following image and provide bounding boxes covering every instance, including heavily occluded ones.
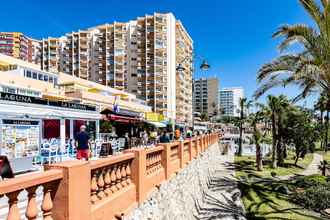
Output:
[176,55,211,130]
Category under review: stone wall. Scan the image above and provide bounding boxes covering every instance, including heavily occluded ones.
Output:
[126,143,246,220]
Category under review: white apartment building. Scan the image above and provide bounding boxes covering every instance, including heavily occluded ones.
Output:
[219,87,244,117]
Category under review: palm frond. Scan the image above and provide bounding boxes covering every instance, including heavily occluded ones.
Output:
[299,0,325,32]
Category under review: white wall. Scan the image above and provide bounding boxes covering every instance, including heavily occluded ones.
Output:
[166,13,176,120]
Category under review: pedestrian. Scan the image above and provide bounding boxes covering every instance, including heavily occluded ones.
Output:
[150,129,158,144]
[75,125,91,161]
[142,130,149,145]
[159,131,170,143]
[124,132,130,150]
[175,128,181,140]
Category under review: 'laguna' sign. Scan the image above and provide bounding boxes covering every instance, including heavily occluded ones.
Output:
[0,92,96,111]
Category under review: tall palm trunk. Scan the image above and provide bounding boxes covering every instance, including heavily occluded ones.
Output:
[321,109,324,150]
[271,111,277,168]
[325,110,329,152]
[277,114,285,167]
[238,105,244,156]
[254,124,263,171]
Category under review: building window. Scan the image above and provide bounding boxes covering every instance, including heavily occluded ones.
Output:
[38,73,43,80]
[32,72,37,79]
[26,70,32,78]
[44,75,49,82]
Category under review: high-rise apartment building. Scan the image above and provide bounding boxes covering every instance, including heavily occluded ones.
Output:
[60,31,92,80]
[0,32,41,64]
[219,87,244,117]
[193,77,219,117]
[176,21,193,126]
[0,13,193,124]
[125,13,177,120]
[41,37,62,73]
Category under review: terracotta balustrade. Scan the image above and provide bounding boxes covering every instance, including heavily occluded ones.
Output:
[0,132,220,220]
[170,143,180,161]
[183,141,190,165]
[191,138,197,159]
[146,146,164,176]
[0,169,63,220]
[89,153,134,205]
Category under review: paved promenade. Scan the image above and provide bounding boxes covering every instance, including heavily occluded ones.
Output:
[279,153,323,180]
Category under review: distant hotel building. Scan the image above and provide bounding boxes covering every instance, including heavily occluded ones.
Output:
[193,77,219,118]
[0,12,193,125]
[219,87,244,117]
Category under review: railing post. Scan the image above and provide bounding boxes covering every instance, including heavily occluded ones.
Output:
[161,143,171,179]
[202,136,205,151]
[46,161,91,220]
[179,141,184,168]
[189,139,193,161]
[129,148,146,203]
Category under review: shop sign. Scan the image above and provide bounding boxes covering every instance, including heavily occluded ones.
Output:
[2,119,39,125]
[146,112,165,122]
[0,92,96,111]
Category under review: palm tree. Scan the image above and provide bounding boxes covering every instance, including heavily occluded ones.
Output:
[265,95,290,168]
[237,98,252,156]
[255,0,330,102]
[315,95,326,149]
[249,110,264,171]
[267,96,280,168]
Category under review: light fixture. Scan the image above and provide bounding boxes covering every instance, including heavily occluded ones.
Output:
[200,60,210,70]
[176,63,185,72]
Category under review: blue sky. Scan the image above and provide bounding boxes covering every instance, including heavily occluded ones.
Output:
[0,0,318,106]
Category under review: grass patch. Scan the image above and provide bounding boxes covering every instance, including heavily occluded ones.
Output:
[232,151,321,219]
[235,151,314,178]
[242,182,322,220]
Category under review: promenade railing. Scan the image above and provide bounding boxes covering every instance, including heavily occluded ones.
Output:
[0,132,220,220]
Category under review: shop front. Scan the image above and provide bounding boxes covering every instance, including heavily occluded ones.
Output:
[0,92,101,173]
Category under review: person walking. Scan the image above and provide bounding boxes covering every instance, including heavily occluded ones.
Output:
[75,125,91,161]
[175,128,181,140]
[159,131,170,143]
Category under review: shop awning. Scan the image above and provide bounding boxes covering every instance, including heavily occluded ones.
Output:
[101,107,143,118]
[0,102,101,120]
[108,114,141,123]
[146,121,167,128]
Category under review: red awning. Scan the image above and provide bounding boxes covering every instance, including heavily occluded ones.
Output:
[108,114,140,123]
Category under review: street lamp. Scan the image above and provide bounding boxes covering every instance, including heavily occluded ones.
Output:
[200,60,210,71]
[176,55,211,72]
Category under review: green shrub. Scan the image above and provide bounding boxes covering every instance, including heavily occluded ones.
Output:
[291,185,330,211]
[294,174,328,188]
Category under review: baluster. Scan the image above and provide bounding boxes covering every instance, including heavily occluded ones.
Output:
[116,164,122,190]
[42,184,54,220]
[126,162,131,185]
[26,186,38,220]
[158,153,162,170]
[91,172,99,204]
[97,170,105,199]
[146,155,150,174]
[110,166,117,193]
[6,191,20,220]
[104,167,112,197]
[121,163,127,187]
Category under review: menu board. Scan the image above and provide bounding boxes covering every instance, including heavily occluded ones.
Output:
[1,120,40,159]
